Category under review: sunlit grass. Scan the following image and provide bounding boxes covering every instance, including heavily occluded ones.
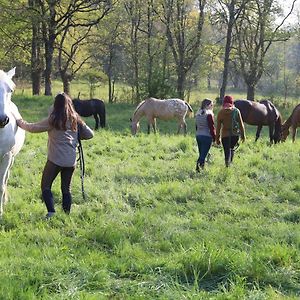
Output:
[0,94,299,298]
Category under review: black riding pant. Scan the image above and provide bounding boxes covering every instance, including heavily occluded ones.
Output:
[221,135,239,165]
[41,160,75,213]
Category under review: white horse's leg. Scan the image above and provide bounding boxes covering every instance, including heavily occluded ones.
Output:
[177,117,186,135]
[152,119,157,133]
[3,156,14,205]
[0,153,13,216]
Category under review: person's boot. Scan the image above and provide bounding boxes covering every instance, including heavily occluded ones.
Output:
[196,162,200,172]
[42,189,55,216]
[62,193,72,214]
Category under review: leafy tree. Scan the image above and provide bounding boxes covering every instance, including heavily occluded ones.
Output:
[234,0,297,100]
[159,0,207,99]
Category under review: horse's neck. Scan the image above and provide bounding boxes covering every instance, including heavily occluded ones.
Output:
[132,106,145,123]
[284,115,293,128]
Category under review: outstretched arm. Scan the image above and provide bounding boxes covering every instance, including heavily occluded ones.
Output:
[16,118,50,133]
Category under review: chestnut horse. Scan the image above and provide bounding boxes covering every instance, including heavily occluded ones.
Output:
[234,99,282,143]
[130,98,193,135]
[281,104,300,142]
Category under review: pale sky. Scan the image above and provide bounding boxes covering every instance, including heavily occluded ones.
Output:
[282,0,300,24]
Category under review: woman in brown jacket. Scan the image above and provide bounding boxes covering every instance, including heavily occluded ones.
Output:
[16,93,94,218]
[216,95,245,167]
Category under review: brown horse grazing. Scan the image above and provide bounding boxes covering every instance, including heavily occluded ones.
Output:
[281,104,300,142]
[234,99,282,143]
[130,98,193,135]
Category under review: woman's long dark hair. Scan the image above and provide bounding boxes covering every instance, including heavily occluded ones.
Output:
[49,93,83,131]
[200,99,213,115]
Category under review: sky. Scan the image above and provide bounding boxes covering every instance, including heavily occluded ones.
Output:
[282,0,300,25]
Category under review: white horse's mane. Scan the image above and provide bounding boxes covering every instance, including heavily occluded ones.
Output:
[0,70,15,91]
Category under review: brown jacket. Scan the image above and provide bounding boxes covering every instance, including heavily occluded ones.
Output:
[216,107,245,142]
[17,118,94,167]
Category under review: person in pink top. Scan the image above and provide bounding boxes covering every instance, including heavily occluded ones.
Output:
[195,98,216,171]
[15,93,94,218]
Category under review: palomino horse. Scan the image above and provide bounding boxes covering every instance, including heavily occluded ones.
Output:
[130,98,193,135]
[281,104,300,142]
[0,68,25,216]
[73,98,106,130]
[234,99,282,143]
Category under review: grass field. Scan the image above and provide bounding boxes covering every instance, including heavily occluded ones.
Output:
[0,93,299,299]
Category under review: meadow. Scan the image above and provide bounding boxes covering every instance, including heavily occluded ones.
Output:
[0,91,299,299]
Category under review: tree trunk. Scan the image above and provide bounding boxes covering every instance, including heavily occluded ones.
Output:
[246,84,255,101]
[177,66,185,99]
[29,0,42,95]
[219,1,235,102]
[108,45,113,103]
[43,2,56,96]
[62,74,70,95]
[44,41,54,96]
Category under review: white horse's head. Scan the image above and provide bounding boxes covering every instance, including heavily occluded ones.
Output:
[130,118,140,135]
[0,67,16,128]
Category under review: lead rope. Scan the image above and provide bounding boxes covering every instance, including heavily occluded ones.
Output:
[77,129,86,201]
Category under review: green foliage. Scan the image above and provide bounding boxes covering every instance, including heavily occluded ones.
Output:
[1,96,300,298]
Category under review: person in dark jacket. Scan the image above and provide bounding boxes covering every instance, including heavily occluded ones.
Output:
[195,98,216,171]
[15,93,94,218]
[216,95,245,167]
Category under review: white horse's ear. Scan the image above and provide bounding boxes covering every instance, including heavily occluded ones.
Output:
[7,67,16,79]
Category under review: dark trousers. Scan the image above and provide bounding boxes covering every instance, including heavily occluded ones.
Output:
[196,135,213,166]
[41,160,75,213]
[221,136,239,166]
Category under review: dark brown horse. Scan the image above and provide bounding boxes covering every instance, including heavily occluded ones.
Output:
[73,98,106,130]
[234,99,282,143]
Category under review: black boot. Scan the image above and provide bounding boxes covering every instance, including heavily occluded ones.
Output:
[62,193,72,214]
[42,189,55,213]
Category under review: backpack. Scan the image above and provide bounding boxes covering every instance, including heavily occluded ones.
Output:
[231,108,241,136]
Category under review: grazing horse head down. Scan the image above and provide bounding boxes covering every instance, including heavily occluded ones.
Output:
[234,99,282,143]
[0,68,25,216]
[72,98,106,130]
[281,104,300,142]
[130,98,193,135]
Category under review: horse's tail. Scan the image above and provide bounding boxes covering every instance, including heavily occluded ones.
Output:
[270,103,282,143]
[185,101,194,117]
[100,104,106,128]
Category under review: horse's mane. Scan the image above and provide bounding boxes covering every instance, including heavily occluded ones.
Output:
[0,70,15,91]
[133,100,146,116]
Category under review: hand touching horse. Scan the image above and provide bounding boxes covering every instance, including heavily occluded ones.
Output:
[130,98,193,135]
[0,68,25,216]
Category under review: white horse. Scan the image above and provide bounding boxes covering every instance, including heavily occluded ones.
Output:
[130,98,193,135]
[0,68,25,216]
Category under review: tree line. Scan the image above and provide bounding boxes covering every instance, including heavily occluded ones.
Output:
[0,0,298,103]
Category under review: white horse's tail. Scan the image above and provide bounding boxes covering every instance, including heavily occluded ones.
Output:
[185,101,194,117]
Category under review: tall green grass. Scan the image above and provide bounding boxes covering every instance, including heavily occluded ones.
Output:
[0,95,299,299]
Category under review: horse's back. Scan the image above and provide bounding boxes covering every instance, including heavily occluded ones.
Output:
[146,98,188,119]
[235,99,269,125]
[73,98,105,117]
